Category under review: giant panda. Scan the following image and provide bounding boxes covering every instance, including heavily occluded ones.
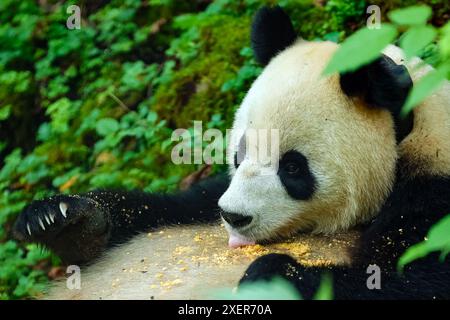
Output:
[13,6,450,300]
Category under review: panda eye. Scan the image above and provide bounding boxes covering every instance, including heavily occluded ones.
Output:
[277,150,316,200]
[285,162,299,175]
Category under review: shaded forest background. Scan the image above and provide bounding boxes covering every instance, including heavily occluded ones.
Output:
[0,0,448,299]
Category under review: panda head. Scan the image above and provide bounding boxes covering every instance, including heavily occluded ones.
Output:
[218,6,415,247]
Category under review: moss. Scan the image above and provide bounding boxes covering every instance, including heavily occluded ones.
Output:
[368,0,449,26]
[284,0,366,40]
[152,15,250,129]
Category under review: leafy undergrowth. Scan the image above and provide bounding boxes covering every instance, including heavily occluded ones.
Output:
[0,0,448,299]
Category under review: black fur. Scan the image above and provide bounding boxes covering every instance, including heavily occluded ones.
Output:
[251,6,297,65]
[277,150,316,200]
[340,55,414,142]
[13,174,229,264]
[240,169,450,299]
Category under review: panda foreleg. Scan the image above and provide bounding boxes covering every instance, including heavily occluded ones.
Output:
[13,173,229,264]
[240,252,450,299]
[239,253,324,299]
[238,253,377,299]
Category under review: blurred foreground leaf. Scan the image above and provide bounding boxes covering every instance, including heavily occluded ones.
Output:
[323,24,397,75]
[388,5,432,26]
[398,214,450,272]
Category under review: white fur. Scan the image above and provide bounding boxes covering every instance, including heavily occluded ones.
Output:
[220,40,397,240]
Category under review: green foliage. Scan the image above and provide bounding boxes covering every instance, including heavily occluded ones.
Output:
[0,242,52,299]
[398,214,450,272]
[324,4,450,115]
[400,26,436,59]
[313,272,334,300]
[96,118,120,137]
[402,62,450,115]
[323,24,398,74]
[388,5,432,26]
[214,273,333,300]
[215,277,301,300]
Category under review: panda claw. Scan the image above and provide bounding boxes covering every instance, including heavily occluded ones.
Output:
[59,202,68,218]
[49,213,55,223]
[27,223,31,236]
[38,217,46,231]
[44,214,51,225]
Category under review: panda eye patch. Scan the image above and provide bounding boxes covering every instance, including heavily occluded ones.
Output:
[278,150,316,200]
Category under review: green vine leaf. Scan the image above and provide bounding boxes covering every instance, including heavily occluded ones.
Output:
[401,62,450,116]
[400,25,437,59]
[323,24,398,75]
[398,215,450,272]
[96,118,120,137]
[389,5,432,26]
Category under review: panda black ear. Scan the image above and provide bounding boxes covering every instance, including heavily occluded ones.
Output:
[340,55,413,117]
[251,6,297,66]
[340,55,414,141]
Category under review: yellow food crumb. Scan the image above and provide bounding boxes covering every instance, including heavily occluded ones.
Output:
[173,246,194,255]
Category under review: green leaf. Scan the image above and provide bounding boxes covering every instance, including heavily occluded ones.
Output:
[313,272,334,300]
[397,242,430,272]
[439,22,450,58]
[389,5,432,26]
[96,118,119,136]
[398,215,450,272]
[400,26,436,59]
[0,105,11,121]
[323,24,397,75]
[214,277,301,300]
[146,111,158,123]
[401,63,450,116]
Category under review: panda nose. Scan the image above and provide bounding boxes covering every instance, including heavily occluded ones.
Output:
[221,212,253,228]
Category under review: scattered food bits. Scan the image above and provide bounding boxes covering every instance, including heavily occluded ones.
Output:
[160,279,183,289]
[173,246,194,255]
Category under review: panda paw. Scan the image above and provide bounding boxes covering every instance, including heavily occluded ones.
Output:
[13,194,112,264]
[239,253,324,300]
[14,195,96,241]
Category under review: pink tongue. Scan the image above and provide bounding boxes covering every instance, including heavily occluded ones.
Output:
[228,233,256,248]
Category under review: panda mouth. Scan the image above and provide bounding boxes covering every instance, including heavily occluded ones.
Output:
[222,217,257,248]
[227,232,256,248]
